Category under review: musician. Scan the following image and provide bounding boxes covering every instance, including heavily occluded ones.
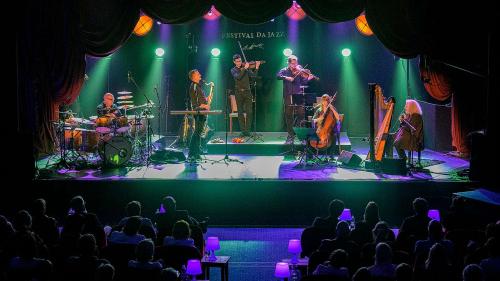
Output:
[310,94,341,151]
[388,99,424,160]
[277,55,315,144]
[187,69,211,160]
[231,54,260,137]
[96,92,122,118]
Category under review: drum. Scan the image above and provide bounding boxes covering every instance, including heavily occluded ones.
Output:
[63,128,98,152]
[95,117,112,134]
[115,116,130,134]
[64,128,82,150]
[128,115,147,136]
[98,136,132,166]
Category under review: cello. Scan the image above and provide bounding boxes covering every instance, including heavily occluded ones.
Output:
[309,93,339,149]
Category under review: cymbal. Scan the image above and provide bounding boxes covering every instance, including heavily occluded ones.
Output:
[117,100,134,104]
[117,91,132,95]
[117,95,133,100]
[132,102,156,109]
[118,105,134,110]
[299,85,309,89]
[57,110,74,114]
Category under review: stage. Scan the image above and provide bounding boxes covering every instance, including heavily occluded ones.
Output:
[36,133,467,181]
[27,134,475,226]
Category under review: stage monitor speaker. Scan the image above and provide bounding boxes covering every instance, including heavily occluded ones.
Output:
[151,148,186,162]
[338,150,362,167]
[381,158,407,175]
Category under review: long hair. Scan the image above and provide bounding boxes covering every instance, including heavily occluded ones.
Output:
[405,99,422,115]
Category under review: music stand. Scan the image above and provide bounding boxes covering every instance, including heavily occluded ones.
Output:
[210,89,243,165]
[294,127,323,167]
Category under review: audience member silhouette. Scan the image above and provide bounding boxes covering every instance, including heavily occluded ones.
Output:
[117,201,156,241]
[64,233,111,281]
[108,216,146,245]
[31,198,59,247]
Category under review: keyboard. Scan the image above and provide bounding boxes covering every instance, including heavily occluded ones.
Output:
[170,110,223,115]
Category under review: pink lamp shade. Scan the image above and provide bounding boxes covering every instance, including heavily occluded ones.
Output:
[391,228,399,238]
[186,259,202,276]
[274,262,290,278]
[288,239,301,254]
[339,208,352,221]
[206,236,221,251]
[428,209,441,221]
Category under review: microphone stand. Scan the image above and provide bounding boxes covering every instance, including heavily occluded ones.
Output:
[129,73,153,165]
[245,80,264,143]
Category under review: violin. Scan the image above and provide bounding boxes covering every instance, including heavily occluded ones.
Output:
[292,65,320,80]
[244,60,266,69]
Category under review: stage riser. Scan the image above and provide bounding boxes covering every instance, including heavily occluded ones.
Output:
[207,143,350,155]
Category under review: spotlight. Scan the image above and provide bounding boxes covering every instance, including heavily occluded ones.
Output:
[341,48,351,57]
[211,48,221,57]
[283,48,293,56]
[155,48,165,57]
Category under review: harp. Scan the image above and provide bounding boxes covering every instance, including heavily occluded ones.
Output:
[366,84,395,161]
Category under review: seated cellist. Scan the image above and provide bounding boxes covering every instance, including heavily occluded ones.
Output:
[310,94,341,151]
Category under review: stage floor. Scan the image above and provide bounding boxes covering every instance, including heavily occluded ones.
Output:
[36,133,469,182]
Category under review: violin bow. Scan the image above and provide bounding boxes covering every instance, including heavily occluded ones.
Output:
[237,41,248,63]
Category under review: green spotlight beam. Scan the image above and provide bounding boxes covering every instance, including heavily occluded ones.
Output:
[77,56,112,117]
[339,54,365,137]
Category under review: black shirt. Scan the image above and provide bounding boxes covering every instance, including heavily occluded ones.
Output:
[231,66,257,91]
[188,82,208,110]
[96,103,121,117]
[277,67,309,97]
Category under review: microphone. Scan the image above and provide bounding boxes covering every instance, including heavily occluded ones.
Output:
[127,71,131,83]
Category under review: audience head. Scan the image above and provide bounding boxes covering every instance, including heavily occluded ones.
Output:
[412,197,429,216]
[395,263,412,281]
[123,216,142,236]
[78,233,97,257]
[95,264,115,281]
[352,267,371,281]
[364,201,380,223]
[425,243,448,269]
[485,222,500,240]
[70,195,86,214]
[329,249,348,268]
[329,199,345,218]
[485,237,499,258]
[450,196,466,212]
[375,242,393,264]
[336,221,350,239]
[372,221,395,243]
[162,196,177,213]
[172,220,191,240]
[126,201,142,217]
[13,210,32,232]
[0,215,15,240]
[160,267,180,281]
[31,198,47,217]
[428,220,443,240]
[462,264,483,281]
[136,239,155,262]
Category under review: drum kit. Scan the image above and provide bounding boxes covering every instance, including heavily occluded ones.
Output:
[54,91,156,168]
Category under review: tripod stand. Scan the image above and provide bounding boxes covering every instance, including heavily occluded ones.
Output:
[211,89,243,165]
[246,81,264,143]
